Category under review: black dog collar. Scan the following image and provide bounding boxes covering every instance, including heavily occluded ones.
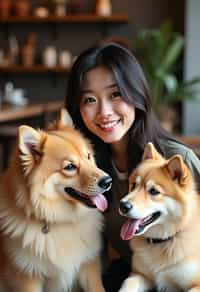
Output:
[146,234,175,244]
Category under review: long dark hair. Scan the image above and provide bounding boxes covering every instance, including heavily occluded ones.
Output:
[65,42,174,173]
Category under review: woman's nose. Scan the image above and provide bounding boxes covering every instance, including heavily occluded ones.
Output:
[97,99,113,118]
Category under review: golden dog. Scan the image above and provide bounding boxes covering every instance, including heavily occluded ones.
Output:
[0,109,112,292]
[119,143,200,292]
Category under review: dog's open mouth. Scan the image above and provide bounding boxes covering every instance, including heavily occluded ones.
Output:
[120,211,161,240]
[64,187,108,212]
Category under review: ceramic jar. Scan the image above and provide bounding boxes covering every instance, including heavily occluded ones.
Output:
[43,46,57,68]
[59,50,72,68]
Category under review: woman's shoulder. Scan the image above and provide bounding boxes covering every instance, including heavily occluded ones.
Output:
[161,139,192,158]
[160,139,200,177]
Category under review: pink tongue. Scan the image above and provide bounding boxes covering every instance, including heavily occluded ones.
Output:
[90,194,108,212]
[120,218,142,240]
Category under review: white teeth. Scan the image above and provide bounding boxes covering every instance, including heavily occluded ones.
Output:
[99,121,119,129]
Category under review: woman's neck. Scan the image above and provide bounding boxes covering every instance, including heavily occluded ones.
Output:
[110,136,129,173]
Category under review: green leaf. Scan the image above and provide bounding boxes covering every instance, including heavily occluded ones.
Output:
[133,20,200,113]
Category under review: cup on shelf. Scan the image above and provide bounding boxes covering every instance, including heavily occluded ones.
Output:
[4,82,28,106]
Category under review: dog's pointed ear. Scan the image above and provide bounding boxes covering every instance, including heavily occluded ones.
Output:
[18,126,45,174]
[18,125,42,155]
[59,108,74,128]
[142,143,163,161]
[166,154,188,185]
[48,108,74,130]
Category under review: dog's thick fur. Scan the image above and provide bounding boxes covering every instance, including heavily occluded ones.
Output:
[119,143,200,292]
[0,110,111,292]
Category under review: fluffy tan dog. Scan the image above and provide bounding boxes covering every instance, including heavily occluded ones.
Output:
[119,143,200,292]
[0,109,112,292]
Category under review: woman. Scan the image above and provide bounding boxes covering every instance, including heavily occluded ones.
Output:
[65,43,200,291]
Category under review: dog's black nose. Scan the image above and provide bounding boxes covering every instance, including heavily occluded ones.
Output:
[98,176,112,190]
[119,201,133,214]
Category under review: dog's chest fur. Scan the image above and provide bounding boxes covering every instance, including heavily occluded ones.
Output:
[1,207,102,287]
[132,238,200,291]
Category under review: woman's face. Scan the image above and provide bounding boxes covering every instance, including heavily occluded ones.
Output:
[80,66,135,145]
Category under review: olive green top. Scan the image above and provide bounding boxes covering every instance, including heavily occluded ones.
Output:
[104,140,200,261]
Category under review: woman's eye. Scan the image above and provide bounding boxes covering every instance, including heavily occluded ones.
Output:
[111,91,122,99]
[148,187,160,196]
[64,163,77,171]
[82,96,96,104]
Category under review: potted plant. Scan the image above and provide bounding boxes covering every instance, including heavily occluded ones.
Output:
[133,21,200,132]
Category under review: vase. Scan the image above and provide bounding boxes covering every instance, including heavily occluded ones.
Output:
[0,0,11,18]
[96,0,112,16]
[13,0,31,17]
[55,3,67,16]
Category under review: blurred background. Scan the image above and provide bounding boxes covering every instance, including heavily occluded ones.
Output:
[0,0,200,170]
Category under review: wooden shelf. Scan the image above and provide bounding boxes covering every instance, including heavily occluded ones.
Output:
[0,14,128,24]
[0,65,69,74]
[0,100,64,123]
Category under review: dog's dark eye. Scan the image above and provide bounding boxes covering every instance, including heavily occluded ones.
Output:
[148,187,160,196]
[64,163,77,171]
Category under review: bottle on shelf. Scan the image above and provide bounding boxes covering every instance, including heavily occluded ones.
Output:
[20,33,36,67]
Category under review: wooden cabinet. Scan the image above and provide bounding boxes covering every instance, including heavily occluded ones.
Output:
[0,14,128,101]
[0,14,128,73]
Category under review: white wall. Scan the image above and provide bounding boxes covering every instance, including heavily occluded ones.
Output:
[183,0,200,134]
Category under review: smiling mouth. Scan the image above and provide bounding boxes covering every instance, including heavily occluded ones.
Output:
[64,187,108,212]
[98,119,120,130]
[120,211,161,240]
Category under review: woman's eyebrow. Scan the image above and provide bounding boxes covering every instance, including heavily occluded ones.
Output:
[81,83,118,94]
[81,89,93,94]
[106,83,118,89]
